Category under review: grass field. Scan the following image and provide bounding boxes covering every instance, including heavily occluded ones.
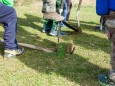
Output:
[0,5,111,86]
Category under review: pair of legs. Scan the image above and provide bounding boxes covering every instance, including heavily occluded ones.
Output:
[60,0,67,27]
[99,12,115,85]
[98,12,115,86]
[107,27,115,81]
[0,2,24,58]
[42,19,57,36]
[66,0,72,21]
[42,0,65,36]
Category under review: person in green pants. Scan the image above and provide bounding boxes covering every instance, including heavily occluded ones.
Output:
[42,0,64,36]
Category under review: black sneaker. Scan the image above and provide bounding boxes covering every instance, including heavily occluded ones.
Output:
[4,47,24,58]
[98,74,115,86]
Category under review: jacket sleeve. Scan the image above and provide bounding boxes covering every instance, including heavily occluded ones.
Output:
[2,0,14,7]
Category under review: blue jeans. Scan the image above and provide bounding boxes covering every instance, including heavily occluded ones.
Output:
[0,2,18,50]
[62,0,67,21]
[60,0,67,26]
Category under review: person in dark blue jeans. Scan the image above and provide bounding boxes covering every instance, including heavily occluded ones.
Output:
[63,0,67,21]
[60,0,67,27]
[0,2,24,58]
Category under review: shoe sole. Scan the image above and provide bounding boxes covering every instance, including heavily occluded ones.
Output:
[4,48,25,58]
[16,47,25,56]
[49,33,57,36]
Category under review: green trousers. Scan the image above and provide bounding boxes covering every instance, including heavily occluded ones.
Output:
[44,19,57,29]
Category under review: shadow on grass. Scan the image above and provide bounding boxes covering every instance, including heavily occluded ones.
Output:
[0,13,110,86]
[63,32,111,54]
[17,19,110,85]
[18,14,44,32]
[64,20,111,54]
[17,50,108,86]
[17,26,56,48]
[0,34,109,86]
[68,19,104,32]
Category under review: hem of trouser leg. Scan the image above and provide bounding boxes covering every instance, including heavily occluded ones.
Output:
[5,48,17,50]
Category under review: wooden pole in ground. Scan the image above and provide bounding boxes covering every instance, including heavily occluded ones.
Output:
[76,0,82,33]
[0,40,75,54]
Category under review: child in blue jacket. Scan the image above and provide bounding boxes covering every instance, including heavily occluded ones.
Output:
[97,0,115,85]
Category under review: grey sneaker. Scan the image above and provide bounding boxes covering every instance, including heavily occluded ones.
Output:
[49,28,57,36]
[42,24,47,33]
[42,28,46,33]
[4,47,24,58]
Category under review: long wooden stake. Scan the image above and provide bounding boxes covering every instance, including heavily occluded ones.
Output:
[76,0,82,33]
[0,40,56,53]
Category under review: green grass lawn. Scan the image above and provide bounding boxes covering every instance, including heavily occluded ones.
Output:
[0,5,111,86]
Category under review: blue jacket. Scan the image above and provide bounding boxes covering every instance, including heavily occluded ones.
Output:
[96,0,115,15]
